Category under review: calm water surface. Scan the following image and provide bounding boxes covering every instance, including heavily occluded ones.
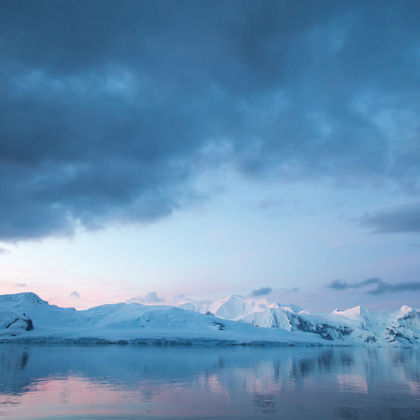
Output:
[0,344,419,419]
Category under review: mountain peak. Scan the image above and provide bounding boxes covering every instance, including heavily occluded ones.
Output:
[277,304,303,313]
[0,292,47,305]
[332,305,371,319]
[396,305,414,319]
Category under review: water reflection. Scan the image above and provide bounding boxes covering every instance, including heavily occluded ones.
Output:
[0,345,419,419]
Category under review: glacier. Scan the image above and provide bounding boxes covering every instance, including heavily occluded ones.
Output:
[0,292,419,347]
[178,295,420,346]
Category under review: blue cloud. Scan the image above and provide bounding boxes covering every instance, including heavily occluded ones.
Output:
[327,278,420,295]
[1,1,420,240]
[361,202,420,234]
[251,287,272,297]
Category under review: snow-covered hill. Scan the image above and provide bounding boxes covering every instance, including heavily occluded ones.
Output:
[179,295,420,346]
[0,292,324,346]
[0,292,418,346]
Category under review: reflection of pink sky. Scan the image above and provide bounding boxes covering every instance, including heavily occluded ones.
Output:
[0,377,140,418]
[230,367,283,395]
[0,375,238,419]
[408,381,420,396]
[199,373,229,397]
[1,366,419,419]
[337,374,368,394]
[0,371,291,419]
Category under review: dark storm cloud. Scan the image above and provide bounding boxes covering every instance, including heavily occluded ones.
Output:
[327,278,420,294]
[251,287,272,296]
[361,202,420,234]
[2,0,420,240]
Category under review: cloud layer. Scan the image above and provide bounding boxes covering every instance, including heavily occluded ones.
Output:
[2,1,420,240]
[126,291,165,304]
[251,287,272,297]
[327,278,420,295]
[361,203,420,234]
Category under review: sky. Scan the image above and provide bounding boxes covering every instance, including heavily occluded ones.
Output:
[1,0,420,312]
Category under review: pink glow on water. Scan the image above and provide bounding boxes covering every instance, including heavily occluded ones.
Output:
[0,375,237,419]
[0,346,419,419]
[0,377,142,418]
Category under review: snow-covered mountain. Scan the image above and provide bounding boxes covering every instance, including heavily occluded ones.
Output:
[0,292,419,346]
[179,295,420,346]
[0,292,323,346]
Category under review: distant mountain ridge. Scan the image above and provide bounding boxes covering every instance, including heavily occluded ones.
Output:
[178,295,420,345]
[0,292,419,346]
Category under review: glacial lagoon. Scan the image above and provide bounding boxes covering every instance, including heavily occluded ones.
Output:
[0,345,419,419]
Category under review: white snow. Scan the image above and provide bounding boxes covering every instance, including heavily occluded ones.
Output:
[0,292,419,346]
[0,292,324,346]
[179,295,420,346]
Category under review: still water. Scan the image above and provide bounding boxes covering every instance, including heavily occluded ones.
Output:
[0,344,419,419]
